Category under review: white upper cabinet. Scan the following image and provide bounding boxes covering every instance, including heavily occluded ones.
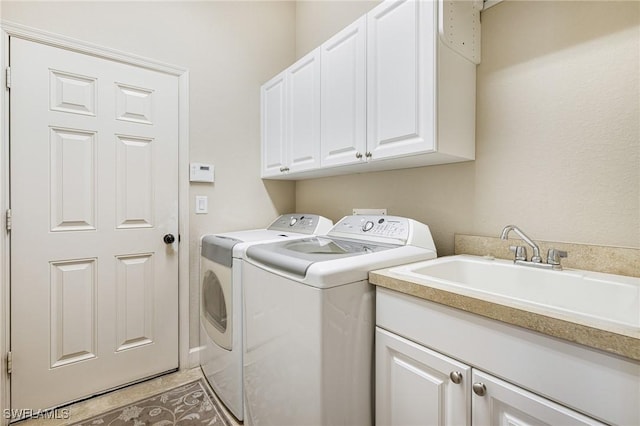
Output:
[261,49,321,178]
[367,0,435,160]
[261,71,287,177]
[288,49,321,173]
[261,0,480,180]
[320,16,367,168]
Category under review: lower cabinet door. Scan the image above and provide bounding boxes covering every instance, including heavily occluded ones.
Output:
[471,370,607,426]
[375,327,471,426]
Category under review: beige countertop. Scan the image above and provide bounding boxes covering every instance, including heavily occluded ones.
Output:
[370,267,640,362]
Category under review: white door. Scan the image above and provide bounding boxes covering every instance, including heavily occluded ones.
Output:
[367,0,436,160]
[261,71,287,177]
[9,37,179,410]
[286,48,321,174]
[376,328,471,426]
[471,370,607,426]
[320,16,367,168]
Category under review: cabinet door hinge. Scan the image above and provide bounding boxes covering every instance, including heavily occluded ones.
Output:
[5,209,11,232]
[5,67,11,89]
[6,351,12,374]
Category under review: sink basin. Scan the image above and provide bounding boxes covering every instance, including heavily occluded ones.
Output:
[389,255,640,330]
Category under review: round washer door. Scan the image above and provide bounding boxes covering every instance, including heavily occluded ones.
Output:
[201,258,232,350]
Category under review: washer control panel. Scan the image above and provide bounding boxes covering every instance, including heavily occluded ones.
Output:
[331,215,410,241]
[268,214,332,235]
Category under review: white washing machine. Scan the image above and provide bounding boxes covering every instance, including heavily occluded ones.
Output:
[242,215,438,426]
[199,214,332,421]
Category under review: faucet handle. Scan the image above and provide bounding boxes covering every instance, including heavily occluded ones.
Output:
[509,245,527,261]
[547,248,568,266]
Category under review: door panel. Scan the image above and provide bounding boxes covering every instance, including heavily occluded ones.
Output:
[10,37,179,410]
[115,253,155,351]
[49,258,97,368]
[115,135,154,228]
[49,127,97,231]
[49,69,97,116]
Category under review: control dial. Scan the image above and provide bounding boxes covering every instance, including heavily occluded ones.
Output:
[289,217,298,226]
[362,221,374,232]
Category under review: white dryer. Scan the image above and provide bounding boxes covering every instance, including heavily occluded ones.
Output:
[199,214,332,421]
[242,215,437,426]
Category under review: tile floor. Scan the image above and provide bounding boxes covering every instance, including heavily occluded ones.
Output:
[17,368,241,426]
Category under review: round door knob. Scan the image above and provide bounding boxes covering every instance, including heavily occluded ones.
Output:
[450,371,463,384]
[163,234,176,244]
[472,382,487,396]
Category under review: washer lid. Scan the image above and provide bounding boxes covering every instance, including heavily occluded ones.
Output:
[245,237,397,277]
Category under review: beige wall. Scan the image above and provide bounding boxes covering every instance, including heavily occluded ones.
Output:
[1,1,297,347]
[295,0,380,58]
[295,0,640,255]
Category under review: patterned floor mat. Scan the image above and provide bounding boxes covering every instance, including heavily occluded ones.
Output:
[70,380,231,426]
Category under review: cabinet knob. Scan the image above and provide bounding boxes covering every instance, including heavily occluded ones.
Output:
[449,371,463,384]
[279,166,286,172]
[472,382,487,396]
[355,152,363,159]
[365,151,372,158]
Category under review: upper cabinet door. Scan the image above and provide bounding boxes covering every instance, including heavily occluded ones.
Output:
[287,49,321,173]
[367,0,436,160]
[261,71,287,177]
[320,16,367,168]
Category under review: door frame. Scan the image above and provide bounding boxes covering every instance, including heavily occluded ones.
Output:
[0,21,191,424]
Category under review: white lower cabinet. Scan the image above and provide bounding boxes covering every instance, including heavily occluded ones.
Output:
[471,370,605,426]
[376,326,607,426]
[376,328,471,426]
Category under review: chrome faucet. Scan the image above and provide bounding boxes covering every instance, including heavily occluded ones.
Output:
[500,225,542,262]
[500,225,567,270]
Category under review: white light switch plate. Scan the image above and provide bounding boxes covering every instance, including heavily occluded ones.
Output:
[195,196,208,214]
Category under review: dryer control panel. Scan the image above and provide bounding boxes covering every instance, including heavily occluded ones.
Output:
[268,214,333,235]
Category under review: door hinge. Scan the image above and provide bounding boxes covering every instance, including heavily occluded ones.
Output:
[5,209,11,232]
[5,66,11,89]
[6,351,12,374]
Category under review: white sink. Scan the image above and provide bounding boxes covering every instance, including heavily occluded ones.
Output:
[389,255,640,330]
